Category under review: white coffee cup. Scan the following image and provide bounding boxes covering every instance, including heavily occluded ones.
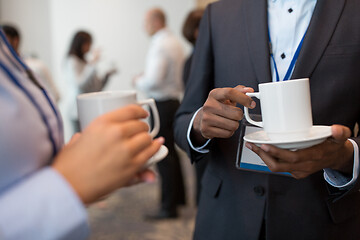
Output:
[244,78,313,141]
[77,90,160,138]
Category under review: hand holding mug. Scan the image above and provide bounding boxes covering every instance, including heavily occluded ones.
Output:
[192,85,255,145]
[52,105,163,204]
[77,90,160,136]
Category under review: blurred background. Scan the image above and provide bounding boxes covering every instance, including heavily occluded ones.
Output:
[0,0,217,239]
[0,0,216,141]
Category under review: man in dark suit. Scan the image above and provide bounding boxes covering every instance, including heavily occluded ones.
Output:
[174,0,360,239]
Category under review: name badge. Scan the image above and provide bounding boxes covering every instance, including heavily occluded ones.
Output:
[236,118,291,176]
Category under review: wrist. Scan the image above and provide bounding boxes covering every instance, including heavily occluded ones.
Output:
[334,140,354,174]
[192,110,209,146]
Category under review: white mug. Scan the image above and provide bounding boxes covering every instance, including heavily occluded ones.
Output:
[77,90,160,138]
[244,78,313,141]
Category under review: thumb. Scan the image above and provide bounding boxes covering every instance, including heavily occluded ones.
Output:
[331,124,351,142]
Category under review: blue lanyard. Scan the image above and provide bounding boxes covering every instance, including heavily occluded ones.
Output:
[269,29,307,82]
[0,30,62,158]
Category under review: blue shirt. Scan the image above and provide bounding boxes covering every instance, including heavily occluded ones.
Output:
[268,0,317,81]
[0,29,89,240]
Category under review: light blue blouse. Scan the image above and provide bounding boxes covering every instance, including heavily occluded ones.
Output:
[0,29,89,240]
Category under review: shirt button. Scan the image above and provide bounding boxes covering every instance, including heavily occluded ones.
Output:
[254,186,265,196]
[281,53,286,59]
[288,8,293,13]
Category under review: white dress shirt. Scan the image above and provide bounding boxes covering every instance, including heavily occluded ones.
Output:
[0,30,88,240]
[135,28,184,101]
[187,0,359,188]
[268,0,316,81]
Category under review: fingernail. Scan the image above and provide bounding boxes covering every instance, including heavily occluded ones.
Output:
[250,101,256,108]
[245,142,252,150]
[144,172,157,183]
[145,176,156,183]
[156,137,165,144]
[261,144,270,152]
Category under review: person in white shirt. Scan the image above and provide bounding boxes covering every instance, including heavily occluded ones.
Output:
[63,30,116,133]
[133,8,186,220]
[0,27,163,240]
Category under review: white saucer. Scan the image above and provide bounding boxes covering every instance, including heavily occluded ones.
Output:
[244,126,332,150]
[145,145,168,167]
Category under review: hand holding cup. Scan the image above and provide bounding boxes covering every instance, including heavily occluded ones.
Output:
[53,105,163,204]
[192,85,255,145]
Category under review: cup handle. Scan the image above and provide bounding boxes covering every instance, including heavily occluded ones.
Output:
[138,98,160,138]
[244,92,263,128]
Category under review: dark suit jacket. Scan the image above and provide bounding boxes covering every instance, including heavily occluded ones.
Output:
[174,0,360,239]
[183,52,194,87]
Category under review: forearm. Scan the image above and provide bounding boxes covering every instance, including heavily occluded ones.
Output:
[330,139,355,175]
[0,167,89,240]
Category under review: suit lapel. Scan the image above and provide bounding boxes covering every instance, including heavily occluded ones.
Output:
[243,0,272,84]
[291,0,346,79]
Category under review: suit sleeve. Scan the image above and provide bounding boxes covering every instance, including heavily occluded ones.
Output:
[174,5,215,162]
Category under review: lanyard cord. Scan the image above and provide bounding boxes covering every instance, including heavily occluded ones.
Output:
[268,29,307,82]
[26,69,64,146]
[0,30,62,157]
[0,62,58,158]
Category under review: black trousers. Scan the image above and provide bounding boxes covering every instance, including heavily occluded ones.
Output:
[151,99,186,211]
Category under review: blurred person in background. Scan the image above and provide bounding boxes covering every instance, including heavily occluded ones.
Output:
[63,30,117,133]
[2,24,60,103]
[0,27,163,240]
[133,7,186,220]
[182,8,204,87]
[182,8,205,205]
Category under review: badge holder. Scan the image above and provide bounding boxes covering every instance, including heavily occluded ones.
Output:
[235,114,291,176]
